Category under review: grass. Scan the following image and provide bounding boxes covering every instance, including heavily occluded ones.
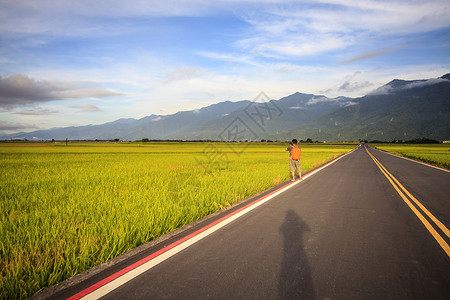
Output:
[0,142,355,299]
[372,144,450,170]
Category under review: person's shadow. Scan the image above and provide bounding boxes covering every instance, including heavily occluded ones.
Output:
[278,210,315,299]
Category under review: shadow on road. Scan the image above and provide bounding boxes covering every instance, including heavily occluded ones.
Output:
[278,210,315,299]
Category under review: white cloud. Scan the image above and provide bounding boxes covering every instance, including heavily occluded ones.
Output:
[338,46,409,64]
[0,1,212,37]
[14,108,60,115]
[3,1,448,48]
[0,120,38,131]
[1,1,449,133]
[295,0,450,34]
[338,80,373,92]
[69,104,101,113]
[321,71,376,96]
[0,74,124,108]
[306,96,330,105]
[247,34,353,58]
[234,0,450,59]
[369,77,450,95]
[198,52,260,66]
[368,85,393,95]
[163,67,208,84]
[403,77,450,89]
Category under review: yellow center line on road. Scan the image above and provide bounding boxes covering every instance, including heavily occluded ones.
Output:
[365,146,450,257]
[370,150,450,239]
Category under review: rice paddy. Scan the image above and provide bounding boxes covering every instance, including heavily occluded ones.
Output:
[373,144,450,170]
[0,142,355,299]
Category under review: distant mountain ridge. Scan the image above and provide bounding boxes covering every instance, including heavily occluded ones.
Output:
[2,73,449,141]
[275,73,450,141]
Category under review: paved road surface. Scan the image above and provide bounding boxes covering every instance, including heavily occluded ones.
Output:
[42,145,450,300]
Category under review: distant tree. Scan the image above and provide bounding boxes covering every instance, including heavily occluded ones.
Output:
[142,138,149,142]
[306,138,313,143]
[406,138,440,144]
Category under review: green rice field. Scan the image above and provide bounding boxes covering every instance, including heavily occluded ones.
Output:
[373,144,450,170]
[0,142,355,299]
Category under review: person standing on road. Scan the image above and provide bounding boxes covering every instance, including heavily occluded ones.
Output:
[286,139,302,181]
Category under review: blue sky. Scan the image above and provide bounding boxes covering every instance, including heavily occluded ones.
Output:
[1,0,449,135]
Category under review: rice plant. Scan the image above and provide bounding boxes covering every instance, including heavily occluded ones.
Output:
[374,144,450,170]
[0,142,355,299]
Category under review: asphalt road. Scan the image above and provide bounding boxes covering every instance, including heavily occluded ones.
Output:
[41,145,450,300]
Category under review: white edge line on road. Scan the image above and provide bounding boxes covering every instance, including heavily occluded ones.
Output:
[373,147,450,173]
[80,148,356,300]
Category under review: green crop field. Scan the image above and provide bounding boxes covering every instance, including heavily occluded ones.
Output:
[0,142,355,299]
[372,144,450,170]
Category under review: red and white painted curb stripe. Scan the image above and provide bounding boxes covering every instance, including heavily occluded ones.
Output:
[68,149,356,300]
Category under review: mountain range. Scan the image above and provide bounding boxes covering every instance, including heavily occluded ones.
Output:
[3,74,450,142]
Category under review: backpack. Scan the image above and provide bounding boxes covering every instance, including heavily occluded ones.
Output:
[291,146,301,160]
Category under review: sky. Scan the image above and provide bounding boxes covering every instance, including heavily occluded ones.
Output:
[1,0,450,135]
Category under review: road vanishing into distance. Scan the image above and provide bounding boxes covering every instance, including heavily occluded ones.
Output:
[39,145,450,300]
